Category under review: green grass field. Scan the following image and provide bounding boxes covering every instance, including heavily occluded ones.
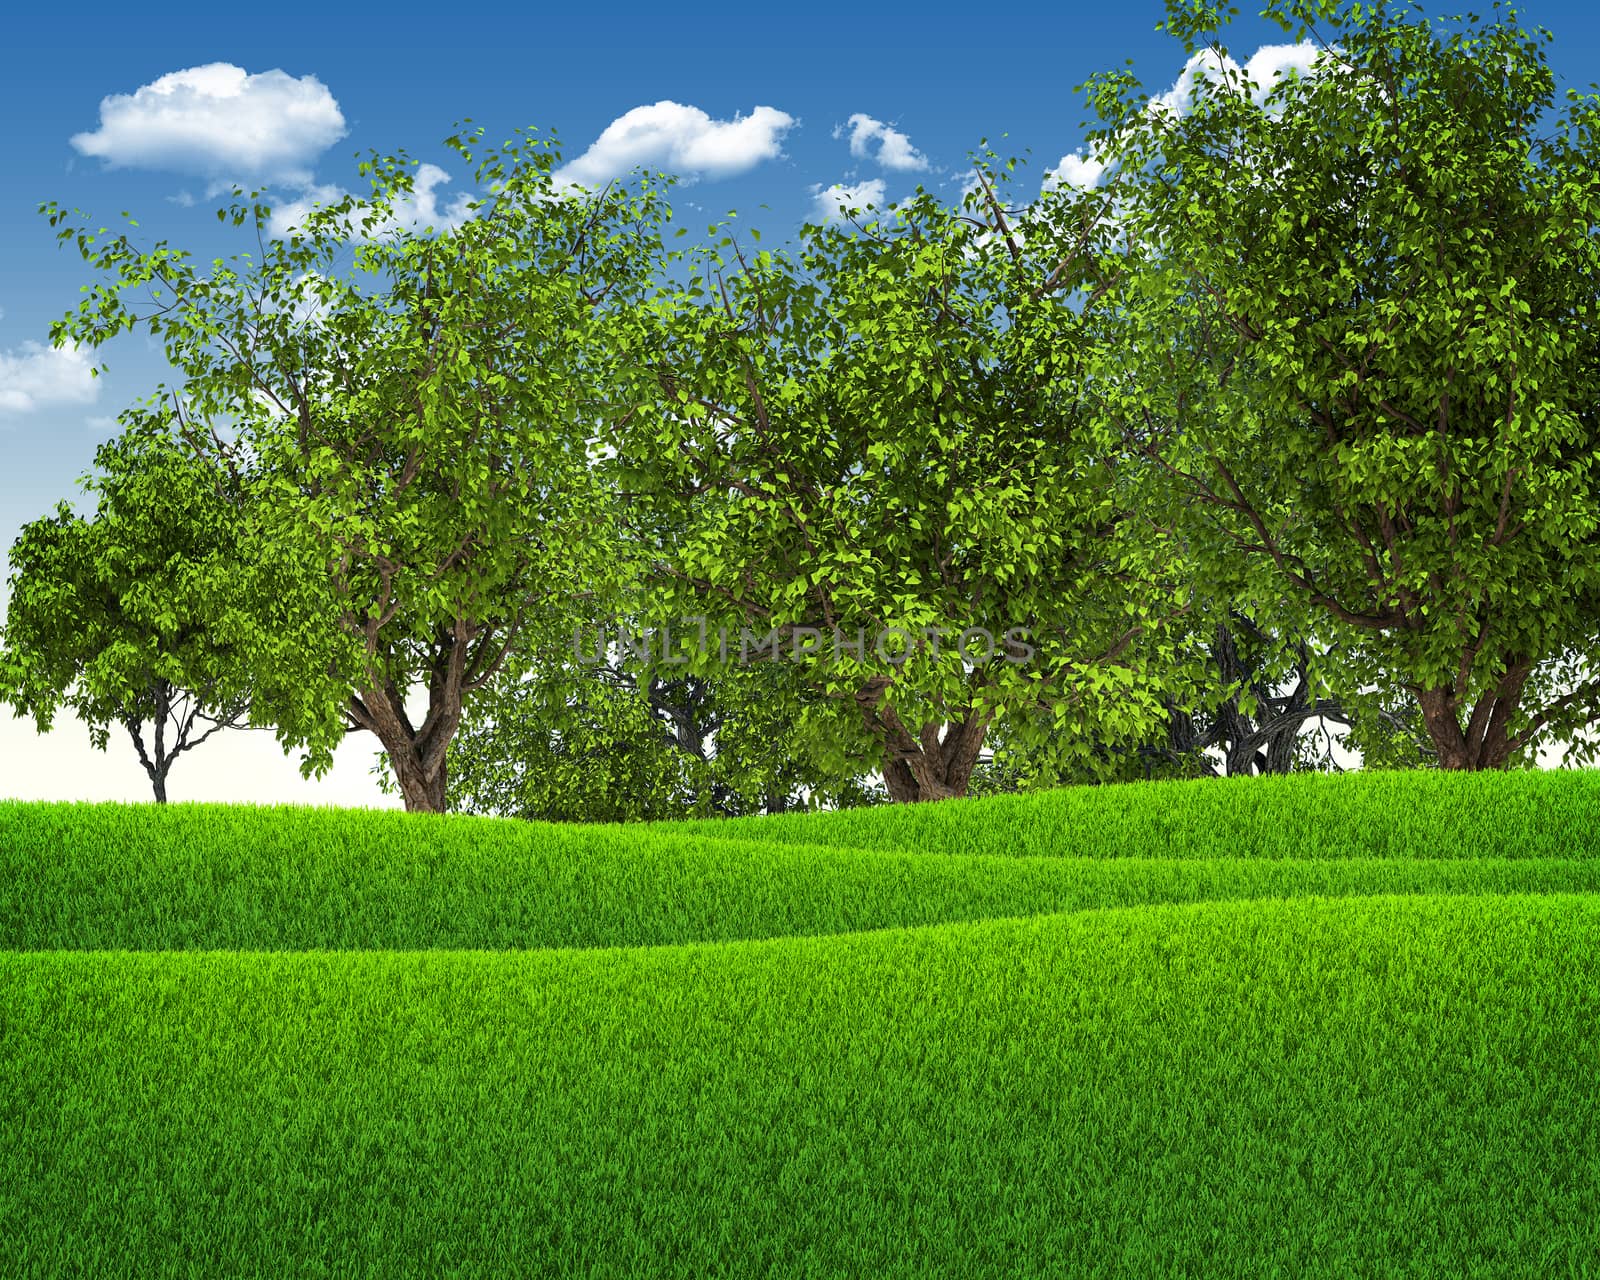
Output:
[4,768,1599,1277]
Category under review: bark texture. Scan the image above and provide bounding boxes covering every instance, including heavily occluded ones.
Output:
[857,676,992,803]
[344,622,477,813]
[1413,653,1535,770]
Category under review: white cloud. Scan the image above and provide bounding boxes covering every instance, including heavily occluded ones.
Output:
[551,102,796,190]
[1149,47,1233,118]
[267,164,477,240]
[265,182,346,237]
[86,414,119,432]
[1029,41,1328,204]
[834,113,930,172]
[1043,143,1110,192]
[810,179,888,225]
[0,341,100,415]
[70,63,347,187]
[1242,43,1328,110]
[1149,42,1326,120]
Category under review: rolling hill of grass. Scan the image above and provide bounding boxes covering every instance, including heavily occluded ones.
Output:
[4,770,1599,1278]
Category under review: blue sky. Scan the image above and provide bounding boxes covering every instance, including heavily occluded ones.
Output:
[3,0,1599,805]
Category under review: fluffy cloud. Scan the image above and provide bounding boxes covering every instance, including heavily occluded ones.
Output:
[1150,42,1325,119]
[70,63,347,187]
[265,182,344,237]
[1243,43,1327,95]
[551,102,796,190]
[1037,41,1327,198]
[1043,144,1110,192]
[810,179,888,225]
[267,164,477,240]
[834,113,930,172]
[0,342,100,415]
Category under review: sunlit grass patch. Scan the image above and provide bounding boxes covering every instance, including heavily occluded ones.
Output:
[3,771,1600,1278]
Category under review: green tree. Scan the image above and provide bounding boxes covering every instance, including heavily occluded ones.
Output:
[1124,604,1445,777]
[427,637,885,823]
[606,162,1205,803]
[967,610,1405,793]
[423,412,888,822]
[1080,0,1600,770]
[0,409,279,802]
[43,128,680,811]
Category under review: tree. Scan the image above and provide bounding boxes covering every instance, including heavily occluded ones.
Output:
[1108,602,1449,777]
[0,409,280,802]
[425,634,885,823]
[1079,0,1600,770]
[968,603,1442,793]
[978,376,1431,790]
[43,128,680,811]
[605,164,1206,804]
[428,432,889,823]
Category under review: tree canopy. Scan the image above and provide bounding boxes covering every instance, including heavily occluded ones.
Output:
[43,128,681,811]
[25,0,1600,813]
[0,409,277,801]
[1080,0,1600,770]
[603,162,1209,801]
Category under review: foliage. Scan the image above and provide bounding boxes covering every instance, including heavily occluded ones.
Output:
[41,127,679,811]
[37,0,1600,800]
[1078,0,1600,770]
[605,158,1209,801]
[423,409,888,823]
[0,409,280,801]
[393,642,885,823]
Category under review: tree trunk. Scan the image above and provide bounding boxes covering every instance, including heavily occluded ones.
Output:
[854,675,994,804]
[126,679,173,804]
[362,693,456,813]
[151,681,169,803]
[349,675,462,814]
[1262,719,1299,773]
[391,748,449,811]
[762,787,792,815]
[1414,653,1534,770]
[882,757,922,803]
[342,623,481,814]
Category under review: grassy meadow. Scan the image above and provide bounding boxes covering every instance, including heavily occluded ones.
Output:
[3,768,1599,1277]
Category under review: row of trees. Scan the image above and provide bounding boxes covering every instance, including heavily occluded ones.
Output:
[3,0,1590,815]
